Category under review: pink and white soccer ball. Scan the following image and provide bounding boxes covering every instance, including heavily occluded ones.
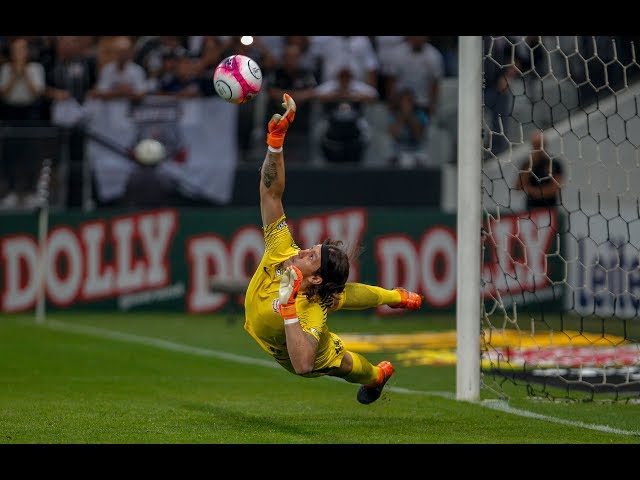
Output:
[213,54,262,104]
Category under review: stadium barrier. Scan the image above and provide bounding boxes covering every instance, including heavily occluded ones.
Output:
[0,206,468,315]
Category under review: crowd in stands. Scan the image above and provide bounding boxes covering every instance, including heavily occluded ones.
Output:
[2,35,637,211]
[0,35,458,210]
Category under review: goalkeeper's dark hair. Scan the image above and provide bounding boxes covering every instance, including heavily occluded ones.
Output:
[304,238,361,303]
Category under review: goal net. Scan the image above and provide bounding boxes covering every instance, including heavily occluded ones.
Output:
[480,36,640,402]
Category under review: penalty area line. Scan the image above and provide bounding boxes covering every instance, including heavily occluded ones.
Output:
[43,318,277,369]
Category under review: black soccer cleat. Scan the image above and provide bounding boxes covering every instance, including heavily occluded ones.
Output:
[357,361,394,405]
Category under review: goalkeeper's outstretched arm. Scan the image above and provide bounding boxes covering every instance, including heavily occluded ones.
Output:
[259,93,297,227]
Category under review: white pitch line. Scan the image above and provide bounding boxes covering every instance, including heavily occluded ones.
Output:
[40,318,640,438]
[44,318,277,369]
[480,399,640,437]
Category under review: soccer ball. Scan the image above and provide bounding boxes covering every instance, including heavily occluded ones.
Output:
[133,138,166,166]
[213,54,262,104]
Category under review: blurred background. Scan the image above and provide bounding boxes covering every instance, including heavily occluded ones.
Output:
[2,35,637,212]
[0,35,462,211]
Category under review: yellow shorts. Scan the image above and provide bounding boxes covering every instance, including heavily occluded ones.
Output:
[275,331,347,378]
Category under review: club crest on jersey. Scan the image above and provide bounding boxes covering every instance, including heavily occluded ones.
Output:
[277,220,286,230]
[276,265,283,277]
[272,298,281,314]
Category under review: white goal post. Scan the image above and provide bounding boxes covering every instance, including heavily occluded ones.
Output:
[456,36,483,401]
[457,35,640,403]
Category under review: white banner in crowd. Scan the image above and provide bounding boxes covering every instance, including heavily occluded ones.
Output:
[82,96,239,205]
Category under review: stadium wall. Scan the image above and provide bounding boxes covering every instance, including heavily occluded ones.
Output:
[230,166,442,207]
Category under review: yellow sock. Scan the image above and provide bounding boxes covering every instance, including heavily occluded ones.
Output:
[334,283,402,311]
[344,351,379,385]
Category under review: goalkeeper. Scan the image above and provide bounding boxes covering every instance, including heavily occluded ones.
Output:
[243,93,422,405]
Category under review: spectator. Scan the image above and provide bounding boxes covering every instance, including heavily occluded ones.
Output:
[44,36,99,208]
[95,36,120,74]
[91,36,147,103]
[387,87,428,167]
[150,50,180,95]
[0,37,46,121]
[193,35,224,67]
[258,36,285,65]
[515,130,564,210]
[186,36,206,56]
[0,37,47,210]
[372,36,404,101]
[134,36,188,93]
[312,36,379,89]
[78,36,100,60]
[284,36,320,79]
[386,36,444,122]
[483,36,530,155]
[45,36,97,124]
[488,59,525,156]
[314,65,378,165]
[157,54,203,98]
[264,43,318,163]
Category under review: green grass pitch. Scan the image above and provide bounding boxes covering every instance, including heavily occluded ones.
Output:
[0,311,638,445]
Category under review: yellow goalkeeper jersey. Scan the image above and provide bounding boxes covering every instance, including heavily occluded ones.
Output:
[244,214,344,376]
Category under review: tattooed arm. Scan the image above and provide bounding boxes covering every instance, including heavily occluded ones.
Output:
[259,93,296,227]
[259,148,286,227]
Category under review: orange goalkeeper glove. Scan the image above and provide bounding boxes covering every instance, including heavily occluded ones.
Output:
[278,265,303,323]
[266,93,297,150]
